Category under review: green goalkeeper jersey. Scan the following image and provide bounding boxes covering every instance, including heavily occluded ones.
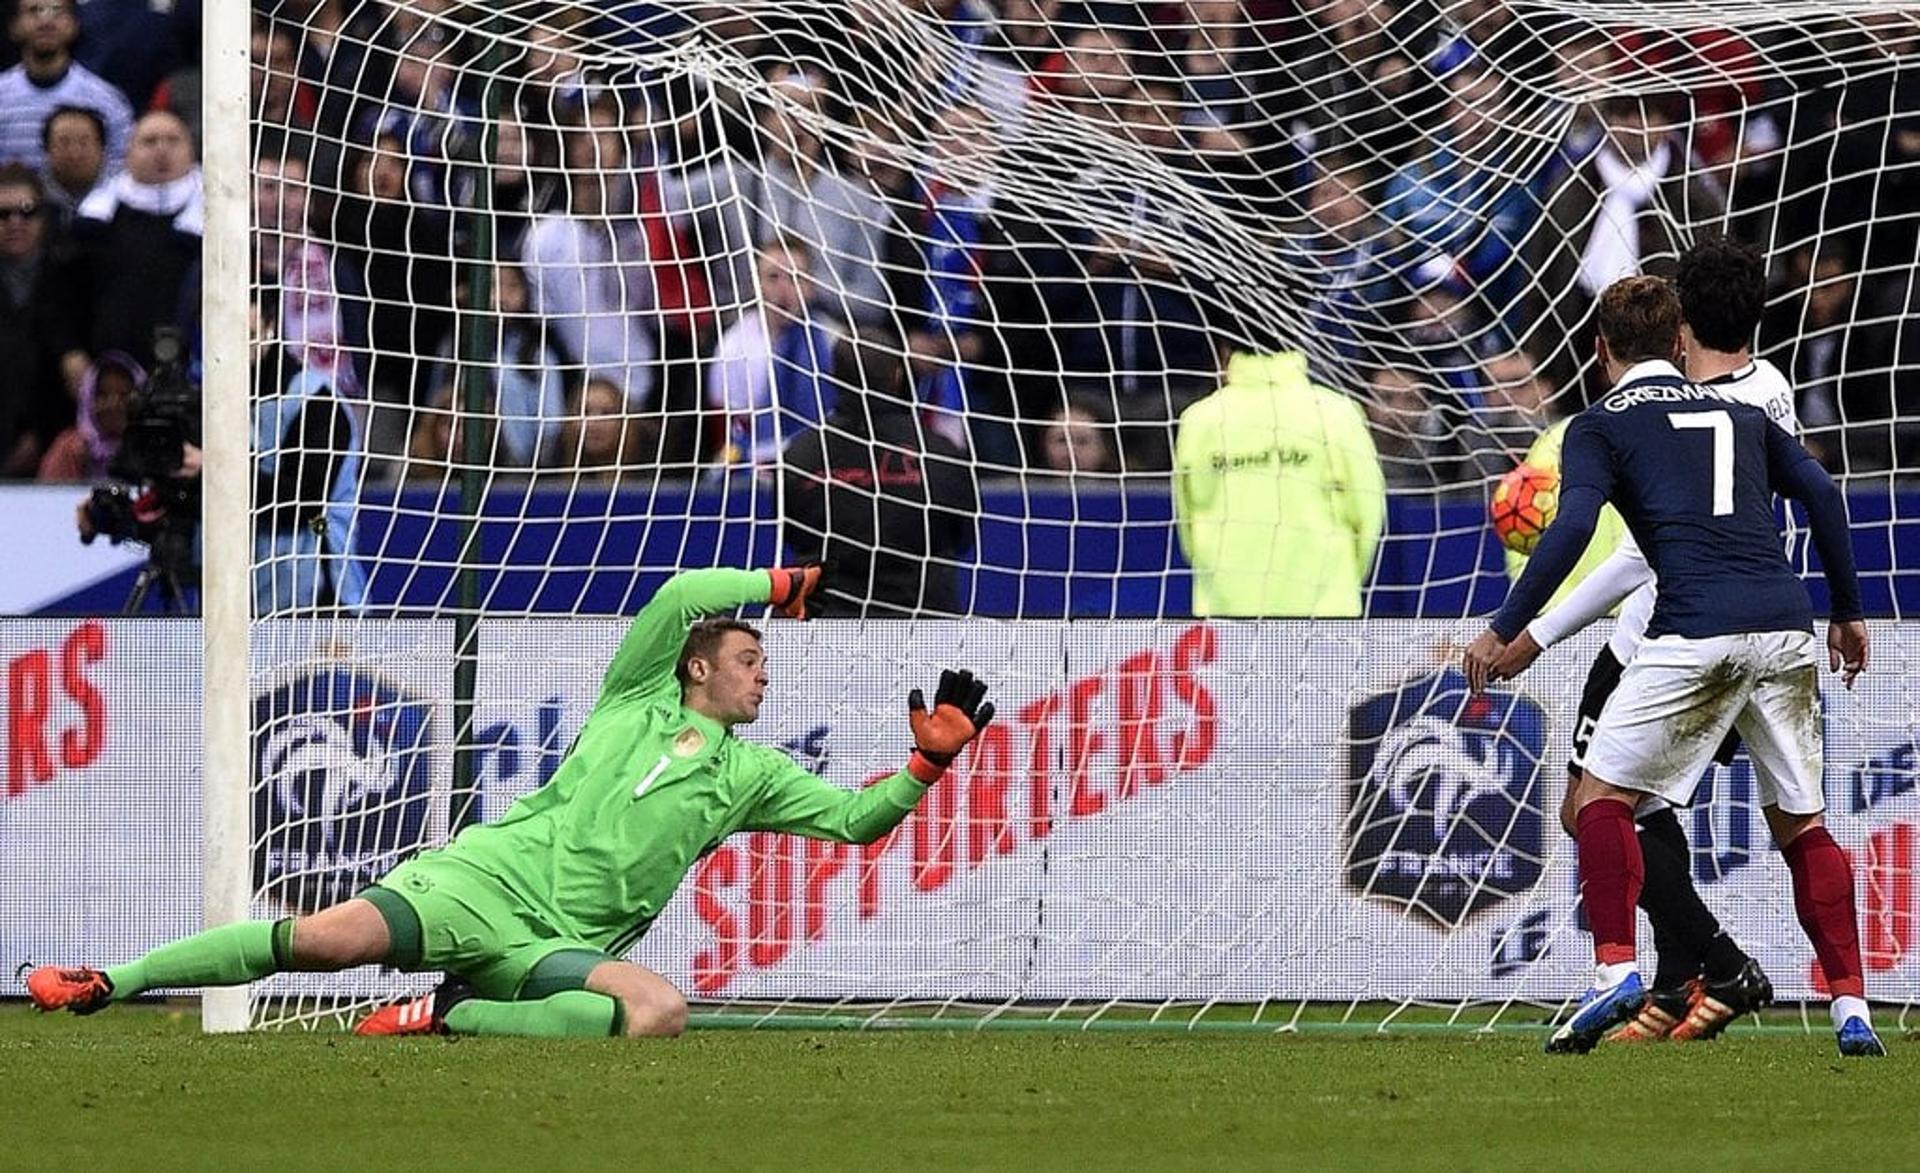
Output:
[430,568,929,955]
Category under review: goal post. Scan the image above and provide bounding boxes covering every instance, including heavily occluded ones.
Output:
[210,0,1920,1031]
[201,0,254,1035]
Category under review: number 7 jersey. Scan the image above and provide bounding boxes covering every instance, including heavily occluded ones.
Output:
[1558,358,1821,641]
[1604,357,1799,655]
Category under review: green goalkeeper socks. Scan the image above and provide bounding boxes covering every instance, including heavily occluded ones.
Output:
[442,991,621,1039]
[105,920,287,1001]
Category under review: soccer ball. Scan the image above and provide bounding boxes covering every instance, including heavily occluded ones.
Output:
[1490,463,1558,555]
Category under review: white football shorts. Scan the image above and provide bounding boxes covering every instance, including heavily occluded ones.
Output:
[1583,630,1825,815]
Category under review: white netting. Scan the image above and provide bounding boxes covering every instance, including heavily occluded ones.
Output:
[242,1,1920,1029]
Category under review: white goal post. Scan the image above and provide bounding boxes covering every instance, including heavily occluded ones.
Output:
[201,0,1920,1031]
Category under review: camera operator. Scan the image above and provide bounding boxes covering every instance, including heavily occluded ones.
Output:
[75,321,369,614]
[72,327,201,612]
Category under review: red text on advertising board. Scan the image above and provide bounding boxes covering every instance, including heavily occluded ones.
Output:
[7,621,109,798]
[692,625,1219,992]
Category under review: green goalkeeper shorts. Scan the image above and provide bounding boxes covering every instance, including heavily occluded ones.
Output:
[363,853,615,1002]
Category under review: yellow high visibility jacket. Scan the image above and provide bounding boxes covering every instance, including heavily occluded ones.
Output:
[1174,352,1385,617]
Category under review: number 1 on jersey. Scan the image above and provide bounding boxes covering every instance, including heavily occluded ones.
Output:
[634,753,671,799]
[1670,410,1733,516]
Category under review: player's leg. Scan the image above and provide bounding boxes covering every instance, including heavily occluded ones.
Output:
[1736,632,1880,1056]
[1551,636,1745,1053]
[442,947,682,1039]
[1634,797,1772,1043]
[583,960,688,1037]
[1765,807,1881,1056]
[1568,645,1767,1043]
[1560,644,1624,839]
[1605,799,1698,1041]
[24,898,391,1014]
[360,946,681,1040]
[374,948,640,1039]
[351,859,671,1040]
[1652,728,1774,1041]
[1568,647,1694,1040]
[1562,652,1651,1023]
[350,856,552,1037]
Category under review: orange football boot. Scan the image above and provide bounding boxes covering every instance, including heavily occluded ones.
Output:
[23,965,114,1014]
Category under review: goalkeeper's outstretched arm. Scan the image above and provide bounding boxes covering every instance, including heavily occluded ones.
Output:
[745,668,996,843]
[599,566,823,703]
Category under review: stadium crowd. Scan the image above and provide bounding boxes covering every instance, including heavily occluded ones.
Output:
[0,0,1915,497]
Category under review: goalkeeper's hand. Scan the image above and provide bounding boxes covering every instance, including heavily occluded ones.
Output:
[906,668,995,782]
[767,563,825,620]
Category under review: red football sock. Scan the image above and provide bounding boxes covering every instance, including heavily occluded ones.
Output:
[1783,826,1865,999]
[1576,799,1643,966]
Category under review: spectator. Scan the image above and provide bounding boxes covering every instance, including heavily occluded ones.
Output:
[0,163,63,474]
[254,151,360,399]
[556,375,653,484]
[1429,0,1554,83]
[663,63,895,327]
[912,0,1032,123]
[352,22,474,207]
[782,334,979,617]
[404,385,500,484]
[293,0,386,145]
[431,263,571,470]
[149,56,202,153]
[53,109,202,389]
[1476,348,1558,459]
[707,235,840,474]
[510,7,598,129]
[1033,23,1137,114]
[899,101,1034,462]
[1143,1,1294,185]
[1762,243,1899,474]
[1381,63,1541,312]
[1396,255,1493,401]
[1287,0,1438,172]
[627,94,717,472]
[1034,398,1119,478]
[70,0,193,112]
[1617,28,1767,175]
[35,349,136,481]
[521,121,657,407]
[1442,343,1549,480]
[252,21,318,137]
[445,116,550,263]
[0,0,131,172]
[1294,159,1397,365]
[1525,97,1724,397]
[253,326,368,614]
[38,104,103,229]
[1173,345,1385,617]
[331,131,454,417]
[1052,82,1218,461]
[1363,366,1458,491]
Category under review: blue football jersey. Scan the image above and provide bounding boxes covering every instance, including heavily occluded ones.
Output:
[1559,364,1813,638]
[1492,359,1862,643]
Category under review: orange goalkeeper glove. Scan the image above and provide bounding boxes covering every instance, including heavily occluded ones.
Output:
[906,668,995,783]
[767,564,824,620]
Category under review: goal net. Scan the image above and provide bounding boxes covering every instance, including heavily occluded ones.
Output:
[234,0,1920,1031]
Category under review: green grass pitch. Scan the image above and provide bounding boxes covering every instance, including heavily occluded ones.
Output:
[5,1004,1918,1169]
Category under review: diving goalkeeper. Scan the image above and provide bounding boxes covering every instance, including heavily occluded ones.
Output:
[25,567,995,1039]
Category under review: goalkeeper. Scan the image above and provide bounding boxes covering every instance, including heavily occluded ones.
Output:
[25,567,996,1039]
